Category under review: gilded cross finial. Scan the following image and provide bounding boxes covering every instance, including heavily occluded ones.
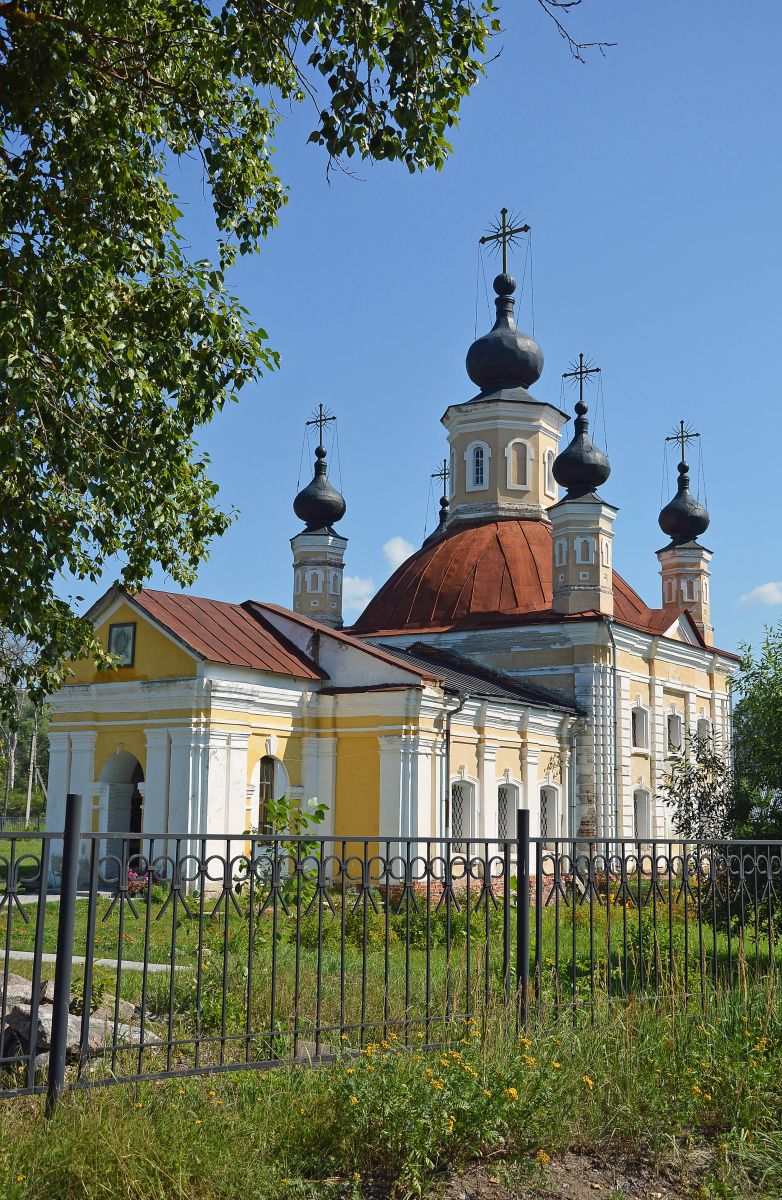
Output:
[562,352,601,409]
[306,403,336,450]
[665,419,699,466]
[479,206,530,275]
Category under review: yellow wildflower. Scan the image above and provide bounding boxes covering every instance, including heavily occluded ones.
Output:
[354,1173,361,1181]
[536,1150,551,1164]
[208,1089,216,1097]
[692,1085,702,1095]
[551,1062,561,1070]
[349,1095,358,1105]
[446,1114,456,1132]
[483,1089,492,1098]
[704,1094,713,1102]
[195,1119,202,1125]
[519,1035,533,1047]
[340,1034,349,1042]
[430,1078,444,1091]
[345,1068,355,1076]
[16,1177,26,1183]
[523,1054,536,1066]
[505,1087,518,1101]
[582,1076,594,1091]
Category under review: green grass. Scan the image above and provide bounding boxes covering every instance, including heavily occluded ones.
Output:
[3,882,780,1075]
[1,986,780,1198]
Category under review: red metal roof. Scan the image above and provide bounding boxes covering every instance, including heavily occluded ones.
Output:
[131,590,325,678]
[351,518,716,647]
[352,519,554,633]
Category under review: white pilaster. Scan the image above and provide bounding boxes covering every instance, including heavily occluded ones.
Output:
[69,732,97,834]
[477,741,499,841]
[45,731,71,834]
[143,729,171,838]
[523,746,541,838]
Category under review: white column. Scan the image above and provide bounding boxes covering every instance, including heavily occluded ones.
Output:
[143,729,171,839]
[205,730,231,837]
[477,741,499,842]
[226,732,250,833]
[167,728,210,875]
[69,732,97,834]
[379,735,403,842]
[315,736,337,836]
[45,731,71,834]
[522,745,541,838]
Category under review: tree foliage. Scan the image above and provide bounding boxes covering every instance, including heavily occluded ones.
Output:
[731,620,782,837]
[0,1,608,720]
[661,621,782,840]
[659,730,733,842]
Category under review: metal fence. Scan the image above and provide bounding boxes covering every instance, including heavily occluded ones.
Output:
[1,795,780,1108]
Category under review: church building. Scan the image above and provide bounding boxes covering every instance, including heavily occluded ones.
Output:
[47,226,738,850]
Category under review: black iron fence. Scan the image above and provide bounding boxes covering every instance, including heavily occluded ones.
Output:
[1,796,780,1108]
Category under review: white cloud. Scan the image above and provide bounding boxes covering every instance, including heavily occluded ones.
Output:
[342,574,375,615]
[383,535,415,571]
[739,581,782,607]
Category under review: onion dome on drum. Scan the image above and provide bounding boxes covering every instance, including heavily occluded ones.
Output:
[658,460,709,545]
[293,444,346,532]
[552,398,611,498]
[466,272,543,394]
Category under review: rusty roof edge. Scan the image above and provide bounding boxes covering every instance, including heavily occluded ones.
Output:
[239,601,330,680]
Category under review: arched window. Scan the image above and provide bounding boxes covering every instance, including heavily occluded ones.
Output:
[681,578,698,602]
[667,712,683,754]
[554,539,567,567]
[544,448,557,498]
[450,779,475,852]
[505,438,532,490]
[665,578,676,603]
[294,569,302,596]
[633,789,652,841]
[697,717,711,743]
[497,782,520,841]
[631,706,650,751]
[464,441,490,492]
[540,785,560,846]
[328,570,341,595]
[576,538,594,564]
[306,568,323,593]
[601,538,611,567]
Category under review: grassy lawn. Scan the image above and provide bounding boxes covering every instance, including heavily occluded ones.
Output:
[0,986,780,1198]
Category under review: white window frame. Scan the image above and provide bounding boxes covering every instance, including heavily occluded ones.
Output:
[539,783,561,845]
[554,538,567,567]
[504,437,533,491]
[496,780,521,842]
[667,711,683,755]
[631,705,650,752]
[601,538,611,567]
[664,578,676,604]
[697,716,712,742]
[464,441,491,492]
[306,567,323,593]
[450,777,477,851]
[294,569,302,596]
[543,447,557,499]
[633,788,653,841]
[681,578,699,602]
[575,537,594,565]
[328,570,341,595]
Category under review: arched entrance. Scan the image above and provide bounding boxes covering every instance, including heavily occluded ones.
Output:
[450,779,476,853]
[99,749,144,863]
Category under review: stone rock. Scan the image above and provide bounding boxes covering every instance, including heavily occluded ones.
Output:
[92,996,136,1023]
[39,979,57,1004]
[1,972,34,1007]
[5,1004,159,1061]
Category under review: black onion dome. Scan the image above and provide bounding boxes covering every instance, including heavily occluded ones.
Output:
[658,461,709,545]
[552,400,611,497]
[293,445,346,531]
[466,272,543,393]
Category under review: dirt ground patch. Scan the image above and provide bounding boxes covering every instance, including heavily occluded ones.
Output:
[428,1149,713,1200]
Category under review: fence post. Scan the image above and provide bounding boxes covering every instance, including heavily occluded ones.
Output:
[46,792,82,1117]
[516,807,530,1031]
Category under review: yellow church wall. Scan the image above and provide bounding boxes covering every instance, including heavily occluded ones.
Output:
[69,601,197,685]
[334,733,380,838]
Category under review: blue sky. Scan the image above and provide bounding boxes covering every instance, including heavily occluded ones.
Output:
[77,0,782,653]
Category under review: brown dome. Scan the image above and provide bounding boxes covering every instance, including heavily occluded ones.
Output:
[352,519,554,633]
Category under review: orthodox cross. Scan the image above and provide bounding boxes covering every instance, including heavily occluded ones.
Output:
[432,459,450,528]
[431,458,450,499]
[479,206,530,274]
[306,403,336,449]
[666,419,699,464]
[562,352,601,407]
